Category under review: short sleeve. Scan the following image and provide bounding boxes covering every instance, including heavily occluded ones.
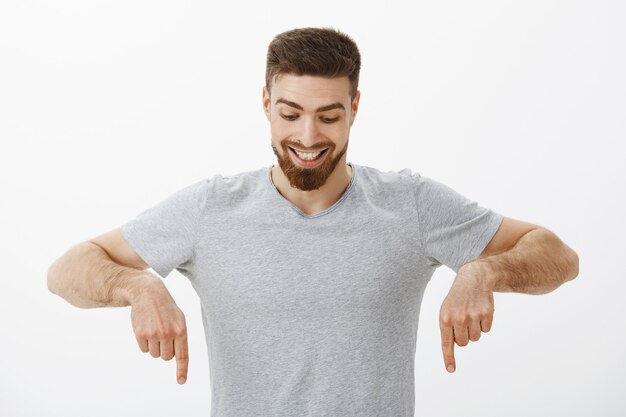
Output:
[412,172,504,273]
[119,178,209,279]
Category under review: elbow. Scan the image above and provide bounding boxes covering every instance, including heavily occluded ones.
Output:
[567,248,580,281]
[47,242,84,297]
[557,241,579,284]
[47,261,61,295]
[47,254,70,297]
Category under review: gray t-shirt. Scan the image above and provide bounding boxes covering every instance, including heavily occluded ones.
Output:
[120,162,503,417]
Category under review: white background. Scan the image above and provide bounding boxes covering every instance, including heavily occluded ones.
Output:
[1,1,623,416]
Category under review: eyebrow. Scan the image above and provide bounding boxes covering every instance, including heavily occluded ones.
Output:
[275,98,345,113]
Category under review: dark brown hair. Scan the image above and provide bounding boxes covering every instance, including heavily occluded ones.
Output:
[265,27,361,101]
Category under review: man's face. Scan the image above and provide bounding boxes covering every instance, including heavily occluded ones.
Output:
[263,74,360,191]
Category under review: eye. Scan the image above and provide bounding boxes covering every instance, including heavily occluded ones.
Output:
[280,114,339,123]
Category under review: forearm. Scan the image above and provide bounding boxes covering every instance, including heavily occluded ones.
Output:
[47,241,165,308]
[461,228,579,295]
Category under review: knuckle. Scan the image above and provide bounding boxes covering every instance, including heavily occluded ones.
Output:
[452,314,468,325]
[470,313,484,323]
[159,323,186,339]
[156,328,170,339]
[172,325,186,337]
[159,328,176,340]
[441,313,463,326]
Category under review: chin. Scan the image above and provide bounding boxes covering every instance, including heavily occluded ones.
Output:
[271,139,348,192]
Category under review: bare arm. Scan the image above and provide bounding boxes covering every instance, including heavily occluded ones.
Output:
[47,235,189,384]
[438,227,579,373]
[462,227,579,294]
[47,241,163,308]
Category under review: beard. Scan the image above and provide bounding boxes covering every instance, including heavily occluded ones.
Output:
[271,137,349,191]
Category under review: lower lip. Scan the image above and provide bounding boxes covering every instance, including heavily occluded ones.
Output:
[289,147,330,168]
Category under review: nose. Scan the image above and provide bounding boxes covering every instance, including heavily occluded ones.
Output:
[298,116,322,149]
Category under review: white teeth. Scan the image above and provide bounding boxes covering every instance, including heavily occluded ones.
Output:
[294,149,324,160]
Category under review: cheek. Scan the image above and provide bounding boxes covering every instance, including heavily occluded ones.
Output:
[269,125,288,149]
[270,119,293,138]
[270,126,284,142]
[329,125,349,138]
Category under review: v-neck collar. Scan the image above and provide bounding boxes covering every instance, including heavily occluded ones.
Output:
[266,162,357,219]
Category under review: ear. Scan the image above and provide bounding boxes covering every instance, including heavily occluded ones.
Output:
[262,86,271,122]
[349,90,361,127]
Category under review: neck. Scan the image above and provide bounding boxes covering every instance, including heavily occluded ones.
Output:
[271,160,353,216]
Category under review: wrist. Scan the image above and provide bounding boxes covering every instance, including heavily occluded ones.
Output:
[109,269,164,306]
[457,259,498,291]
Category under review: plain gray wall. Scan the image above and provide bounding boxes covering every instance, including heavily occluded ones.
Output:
[1,1,622,416]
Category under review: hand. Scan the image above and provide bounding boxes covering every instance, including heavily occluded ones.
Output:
[130,286,189,385]
[439,266,495,373]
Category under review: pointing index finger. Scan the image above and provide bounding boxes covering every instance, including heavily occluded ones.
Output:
[175,333,189,384]
[440,323,456,373]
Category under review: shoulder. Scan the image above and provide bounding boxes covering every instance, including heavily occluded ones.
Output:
[199,166,268,208]
[351,164,420,217]
[354,164,468,211]
[355,163,417,181]
[355,163,419,193]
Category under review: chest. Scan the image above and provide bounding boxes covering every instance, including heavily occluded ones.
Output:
[192,212,427,319]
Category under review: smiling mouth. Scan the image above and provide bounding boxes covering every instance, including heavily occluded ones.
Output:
[288,146,329,160]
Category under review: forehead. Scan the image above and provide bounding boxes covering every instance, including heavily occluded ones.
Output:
[272,74,351,108]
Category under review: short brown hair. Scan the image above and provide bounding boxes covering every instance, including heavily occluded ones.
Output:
[265,27,361,101]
